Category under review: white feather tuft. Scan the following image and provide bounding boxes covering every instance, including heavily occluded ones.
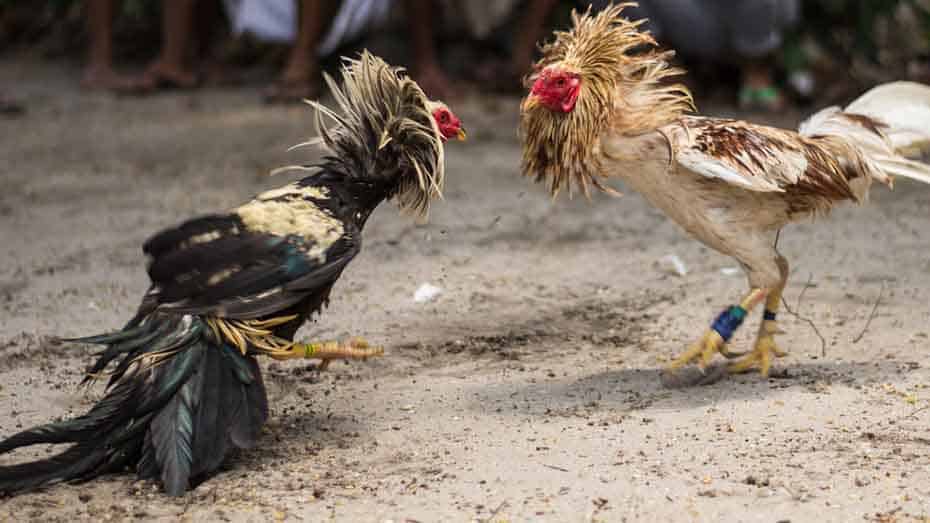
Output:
[801,81,930,187]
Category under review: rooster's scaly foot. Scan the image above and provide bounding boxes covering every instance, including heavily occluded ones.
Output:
[667,330,728,372]
[727,333,786,377]
[667,302,753,372]
[268,337,384,370]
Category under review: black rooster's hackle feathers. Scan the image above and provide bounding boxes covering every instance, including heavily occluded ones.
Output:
[293,51,446,217]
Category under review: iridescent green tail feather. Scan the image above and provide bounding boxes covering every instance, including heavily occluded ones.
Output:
[0,315,268,496]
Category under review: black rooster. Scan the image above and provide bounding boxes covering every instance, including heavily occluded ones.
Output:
[0,51,465,496]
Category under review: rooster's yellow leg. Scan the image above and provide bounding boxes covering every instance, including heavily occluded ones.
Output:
[267,337,384,370]
[667,288,768,372]
[728,287,788,376]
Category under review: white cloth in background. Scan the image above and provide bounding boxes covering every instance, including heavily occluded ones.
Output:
[318,0,394,55]
[223,0,394,56]
[223,0,296,43]
[449,0,519,39]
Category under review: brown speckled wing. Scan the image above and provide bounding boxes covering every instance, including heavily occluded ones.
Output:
[672,117,864,204]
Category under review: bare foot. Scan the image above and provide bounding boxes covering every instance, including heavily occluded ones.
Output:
[0,92,25,118]
[263,79,322,104]
[263,67,322,104]
[115,61,198,96]
[80,66,133,90]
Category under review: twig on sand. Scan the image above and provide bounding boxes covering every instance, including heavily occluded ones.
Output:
[897,404,930,422]
[543,464,570,472]
[795,272,813,311]
[852,280,885,344]
[587,497,609,522]
[781,272,827,357]
[479,501,508,523]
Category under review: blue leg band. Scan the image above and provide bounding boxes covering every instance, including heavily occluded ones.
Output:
[763,310,777,321]
[710,305,747,343]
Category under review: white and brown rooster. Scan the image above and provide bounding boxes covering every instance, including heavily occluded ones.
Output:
[520,3,930,377]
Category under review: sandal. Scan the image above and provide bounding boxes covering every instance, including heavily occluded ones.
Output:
[738,85,786,112]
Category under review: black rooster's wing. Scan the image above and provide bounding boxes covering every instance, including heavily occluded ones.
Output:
[141,208,359,320]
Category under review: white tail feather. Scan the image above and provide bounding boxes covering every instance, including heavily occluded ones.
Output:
[846,81,930,154]
[872,155,930,186]
[800,81,930,187]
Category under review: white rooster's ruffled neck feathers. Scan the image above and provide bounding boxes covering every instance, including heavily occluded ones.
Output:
[521,2,693,198]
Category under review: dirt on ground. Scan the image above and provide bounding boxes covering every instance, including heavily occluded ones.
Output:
[1,60,929,522]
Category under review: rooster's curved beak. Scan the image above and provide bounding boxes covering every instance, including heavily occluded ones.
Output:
[456,128,467,141]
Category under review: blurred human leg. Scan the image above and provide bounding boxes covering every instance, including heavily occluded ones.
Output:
[726,0,800,110]
[82,0,132,89]
[639,0,797,110]
[121,0,199,93]
[264,0,339,103]
[509,0,558,80]
[404,0,457,100]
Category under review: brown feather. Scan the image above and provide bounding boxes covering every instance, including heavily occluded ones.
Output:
[520,2,693,198]
[678,118,874,216]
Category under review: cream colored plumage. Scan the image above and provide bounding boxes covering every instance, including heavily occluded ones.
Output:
[520,4,930,376]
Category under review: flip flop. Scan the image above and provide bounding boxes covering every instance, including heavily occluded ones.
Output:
[738,85,785,112]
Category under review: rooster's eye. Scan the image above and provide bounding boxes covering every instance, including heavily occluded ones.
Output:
[555,78,565,88]
[440,112,450,123]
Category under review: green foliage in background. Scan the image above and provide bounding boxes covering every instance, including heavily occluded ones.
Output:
[800,0,930,63]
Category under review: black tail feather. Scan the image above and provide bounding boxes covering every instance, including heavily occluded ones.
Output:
[0,315,268,496]
[230,356,269,449]
[0,371,140,453]
[150,343,202,496]
[137,429,159,481]
[82,320,175,383]
[0,443,109,493]
[61,322,154,345]
[190,345,235,478]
